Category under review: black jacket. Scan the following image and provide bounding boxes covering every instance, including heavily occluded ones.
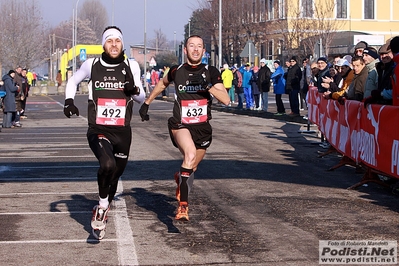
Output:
[285,64,302,93]
[257,65,271,93]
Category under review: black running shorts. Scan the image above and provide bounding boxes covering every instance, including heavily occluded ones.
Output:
[168,117,212,149]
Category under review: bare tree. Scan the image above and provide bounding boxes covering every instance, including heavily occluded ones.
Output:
[79,0,109,43]
[274,0,347,58]
[302,0,347,56]
[0,0,48,70]
[148,29,169,50]
[51,18,98,50]
[194,0,267,65]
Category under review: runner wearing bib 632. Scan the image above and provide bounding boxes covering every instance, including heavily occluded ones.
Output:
[139,35,230,221]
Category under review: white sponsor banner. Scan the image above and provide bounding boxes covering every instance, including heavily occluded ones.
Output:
[353,35,385,45]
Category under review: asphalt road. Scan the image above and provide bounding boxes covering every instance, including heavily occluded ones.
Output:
[0,93,398,266]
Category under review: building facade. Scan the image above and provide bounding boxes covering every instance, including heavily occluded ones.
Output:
[213,0,399,65]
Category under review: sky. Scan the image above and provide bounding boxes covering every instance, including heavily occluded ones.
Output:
[37,0,201,56]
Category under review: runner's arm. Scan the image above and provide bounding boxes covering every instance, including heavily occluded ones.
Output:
[65,59,93,99]
[129,59,145,104]
[209,83,230,105]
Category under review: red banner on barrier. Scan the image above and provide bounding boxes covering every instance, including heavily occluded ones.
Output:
[308,87,399,179]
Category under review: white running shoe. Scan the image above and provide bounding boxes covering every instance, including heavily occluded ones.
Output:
[91,205,109,230]
[92,228,106,240]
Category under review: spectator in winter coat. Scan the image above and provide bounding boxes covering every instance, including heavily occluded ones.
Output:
[285,56,302,116]
[321,66,343,99]
[363,47,380,98]
[258,58,271,111]
[2,70,19,128]
[390,36,399,105]
[240,63,253,109]
[346,56,368,101]
[150,69,159,86]
[271,61,286,115]
[251,66,260,110]
[329,59,354,100]
[232,67,244,109]
[221,64,234,105]
[316,57,331,93]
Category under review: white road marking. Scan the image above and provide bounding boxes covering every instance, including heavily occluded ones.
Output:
[0,239,118,244]
[114,179,139,265]
[0,211,126,215]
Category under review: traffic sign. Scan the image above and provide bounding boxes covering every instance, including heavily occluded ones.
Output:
[80,48,86,61]
[149,57,157,67]
[202,52,209,64]
[240,41,258,58]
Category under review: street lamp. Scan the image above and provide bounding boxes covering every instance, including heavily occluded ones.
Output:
[174,31,177,56]
[218,0,222,67]
[143,0,147,94]
[208,0,222,67]
[188,19,191,37]
[72,0,80,74]
[112,0,115,25]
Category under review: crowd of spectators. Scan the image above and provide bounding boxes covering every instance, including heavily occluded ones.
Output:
[0,67,33,128]
[218,36,399,122]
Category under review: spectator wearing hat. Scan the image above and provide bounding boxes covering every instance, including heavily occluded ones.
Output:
[240,63,253,109]
[363,47,380,98]
[390,36,399,106]
[354,41,368,57]
[271,60,286,115]
[364,43,395,106]
[377,43,394,104]
[258,58,271,111]
[321,65,343,99]
[316,57,331,93]
[250,66,261,110]
[285,56,302,116]
[2,70,19,128]
[329,59,355,100]
[13,66,24,127]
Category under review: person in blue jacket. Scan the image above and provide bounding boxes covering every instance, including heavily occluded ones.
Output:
[240,63,253,109]
[2,70,19,128]
[271,61,286,115]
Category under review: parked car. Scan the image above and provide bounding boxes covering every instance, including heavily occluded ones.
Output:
[36,74,48,81]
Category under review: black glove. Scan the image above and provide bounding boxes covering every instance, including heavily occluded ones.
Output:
[337,96,346,105]
[364,90,382,108]
[139,103,149,121]
[63,98,79,118]
[187,73,209,90]
[124,69,140,96]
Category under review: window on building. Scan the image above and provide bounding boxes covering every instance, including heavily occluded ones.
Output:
[336,0,347,18]
[301,0,313,18]
[252,0,257,22]
[278,40,283,55]
[364,0,375,19]
[268,0,274,20]
[278,0,285,19]
[260,0,266,22]
[268,40,274,60]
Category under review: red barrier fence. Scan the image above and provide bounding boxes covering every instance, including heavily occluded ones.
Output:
[308,87,399,184]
